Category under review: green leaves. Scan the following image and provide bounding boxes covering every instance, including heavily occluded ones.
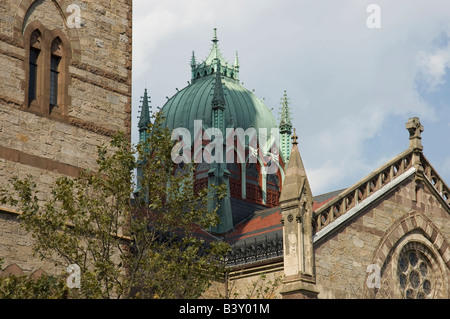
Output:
[1,110,229,299]
[0,274,68,299]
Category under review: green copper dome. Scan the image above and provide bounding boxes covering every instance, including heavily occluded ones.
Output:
[140,29,289,235]
[161,76,278,134]
[160,29,278,137]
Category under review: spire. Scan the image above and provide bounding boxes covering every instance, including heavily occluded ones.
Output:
[279,91,293,163]
[279,90,293,134]
[190,51,196,67]
[136,88,152,196]
[190,51,197,81]
[233,51,240,81]
[212,61,226,109]
[138,88,151,133]
[208,28,222,62]
[212,28,218,44]
[279,131,309,203]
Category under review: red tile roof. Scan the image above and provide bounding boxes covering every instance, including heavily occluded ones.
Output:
[226,193,340,244]
[230,209,282,241]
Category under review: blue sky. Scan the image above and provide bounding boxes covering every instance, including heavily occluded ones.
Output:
[132,0,450,196]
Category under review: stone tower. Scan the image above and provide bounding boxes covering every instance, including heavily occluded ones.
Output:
[0,0,132,275]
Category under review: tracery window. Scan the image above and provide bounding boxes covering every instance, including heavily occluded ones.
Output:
[397,243,435,299]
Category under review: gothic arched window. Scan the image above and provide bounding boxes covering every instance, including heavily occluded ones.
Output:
[49,38,62,112]
[23,22,71,120]
[28,30,41,105]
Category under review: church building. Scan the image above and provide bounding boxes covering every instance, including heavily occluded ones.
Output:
[138,30,450,299]
[0,1,448,299]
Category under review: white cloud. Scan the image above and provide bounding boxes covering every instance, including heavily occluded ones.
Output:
[417,47,450,88]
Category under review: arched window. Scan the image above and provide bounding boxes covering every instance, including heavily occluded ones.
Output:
[397,242,437,299]
[28,30,41,105]
[23,22,71,120]
[49,38,62,112]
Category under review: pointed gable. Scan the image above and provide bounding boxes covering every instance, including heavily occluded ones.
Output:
[312,117,450,243]
[279,129,312,204]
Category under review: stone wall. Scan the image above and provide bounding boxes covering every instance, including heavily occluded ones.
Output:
[0,210,62,275]
[227,266,283,299]
[0,0,132,275]
[314,176,450,298]
[203,261,284,299]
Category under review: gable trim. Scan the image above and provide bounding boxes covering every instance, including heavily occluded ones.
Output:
[313,167,416,244]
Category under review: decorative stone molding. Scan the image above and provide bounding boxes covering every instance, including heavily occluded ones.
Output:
[14,0,81,61]
[313,119,450,238]
[367,211,450,298]
[314,149,414,235]
[0,263,47,279]
[226,234,283,266]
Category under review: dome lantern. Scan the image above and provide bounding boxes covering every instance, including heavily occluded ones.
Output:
[190,28,240,84]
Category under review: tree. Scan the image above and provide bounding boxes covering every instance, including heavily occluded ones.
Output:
[0,111,229,299]
[0,273,68,299]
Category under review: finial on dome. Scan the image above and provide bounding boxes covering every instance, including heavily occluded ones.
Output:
[190,51,196,67]
[212,28,218,43]
[234,51,239,68]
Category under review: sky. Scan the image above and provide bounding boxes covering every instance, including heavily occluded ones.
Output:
[131,0,450,196]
